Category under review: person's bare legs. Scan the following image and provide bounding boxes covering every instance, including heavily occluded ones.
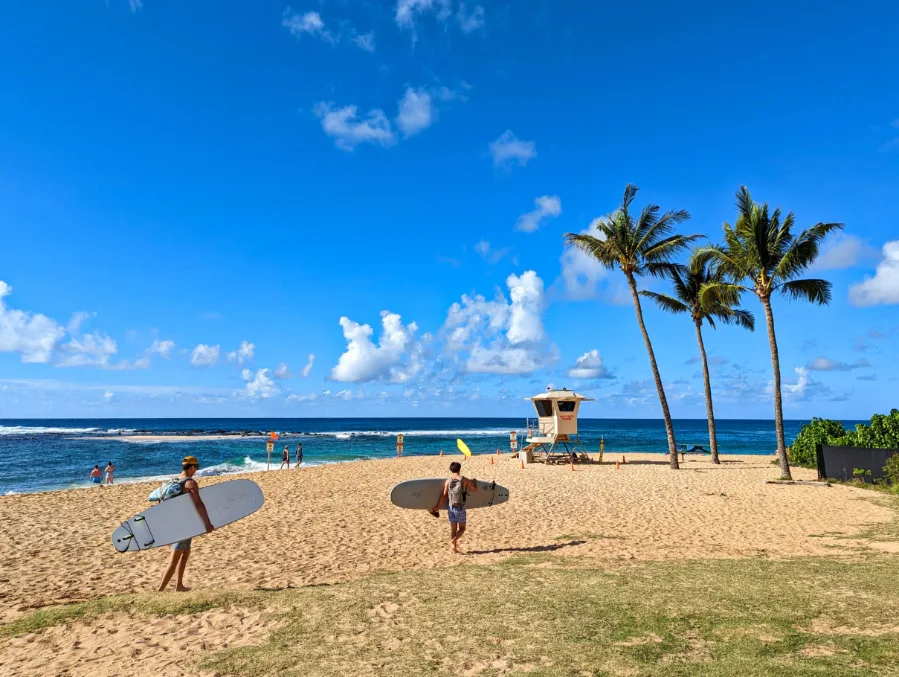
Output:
[175,549,191,591]
[159,550,184,591]
[454,524,467,553]
[450,522,458,553]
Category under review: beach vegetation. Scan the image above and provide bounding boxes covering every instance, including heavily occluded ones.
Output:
[787,417,848,468]
[564,184,700,469]
[884,454,899,486]
[642,251,755,465]
[832,409,899,449]
[698,186,844,480]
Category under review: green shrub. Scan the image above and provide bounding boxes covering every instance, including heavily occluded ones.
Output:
[884,453,899,486]
[832,409,899,449]
[788,418,847,468]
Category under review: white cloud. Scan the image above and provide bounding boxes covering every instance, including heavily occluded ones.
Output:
[474,240,510,264]
[57,331,118,368]
[806,356,870,372]
[331,311,422,383]
[443,271,556,375]
[0,281,66,363]
[103,390,114,402]
[147,339,175,359]
[556,219,627,302]
[396,0,451,29]
[227,340,255,365]
[812,233,877,271]
[190,344,220,367]
[286,392,317,403]
[302,353,315,378]
[282,9,335,43]
[313,102,397,151]
[849,240,899,306]
[567,349,613,379]
[516,195,562,232]
[353,31,375,52]
[67,311,94,333]
[457,4,484,32]
[274,363,291,379]
[129,0,142,12]
[396,87,434,137]
[488,130,536,169]
[242,368,279,400]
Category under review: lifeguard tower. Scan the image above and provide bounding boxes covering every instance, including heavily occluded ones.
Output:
[521,387,594,464]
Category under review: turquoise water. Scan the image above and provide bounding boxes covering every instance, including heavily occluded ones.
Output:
[0,417,836,495]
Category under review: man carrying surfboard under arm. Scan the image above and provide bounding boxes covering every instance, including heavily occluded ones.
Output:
[429,462,478,554]
[158,456,214,592]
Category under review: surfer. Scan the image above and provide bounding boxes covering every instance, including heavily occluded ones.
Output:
[429,462,478,553]
[280,445,291,469]
[104,461,115,485]
[89,465,102,485]
[295,443,303,466]
[158,455,214,593]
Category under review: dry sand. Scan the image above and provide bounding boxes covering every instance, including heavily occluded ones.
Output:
[1,453,896,676]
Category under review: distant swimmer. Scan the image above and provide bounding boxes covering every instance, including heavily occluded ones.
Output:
[158,455,214,592]
[295,443,303,466]
[89,465,102,485]
[105,461,116,485]
[280,445,291,470]
[429,461,478,554]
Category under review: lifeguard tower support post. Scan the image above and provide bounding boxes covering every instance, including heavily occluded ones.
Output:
[521,387,594,464]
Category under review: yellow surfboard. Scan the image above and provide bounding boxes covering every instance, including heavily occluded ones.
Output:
[457,439,472,458]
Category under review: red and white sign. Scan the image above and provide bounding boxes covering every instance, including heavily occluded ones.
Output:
[510,431,517,450]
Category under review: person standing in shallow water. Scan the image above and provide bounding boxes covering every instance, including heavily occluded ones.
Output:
[159,456,214,592]
[89,465,102,485]
[429,461,478,554]
[295,443,303,467]
[280,445,290,469]
[105,461,115,485]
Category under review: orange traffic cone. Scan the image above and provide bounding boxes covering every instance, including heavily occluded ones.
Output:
[616,461,620,470]
[570,459,575,471]
[520,460,525,470]
[490,456,494,465]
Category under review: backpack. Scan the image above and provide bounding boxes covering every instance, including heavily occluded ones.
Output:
[448,478,467,508]
[148,477,186,503]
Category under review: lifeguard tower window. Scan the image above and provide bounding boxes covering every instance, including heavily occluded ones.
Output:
[534,400,554,417]
[557,401,576,412]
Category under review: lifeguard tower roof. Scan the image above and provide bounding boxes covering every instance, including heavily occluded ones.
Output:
[526,387,594,402]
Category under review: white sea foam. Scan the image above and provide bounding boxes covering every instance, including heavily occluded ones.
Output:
[4,490,19,496]
[317,429,511,439]
[0,425,101,436]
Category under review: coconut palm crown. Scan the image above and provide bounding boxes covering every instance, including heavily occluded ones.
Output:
[564,184,701,469]
[697,186,844,479]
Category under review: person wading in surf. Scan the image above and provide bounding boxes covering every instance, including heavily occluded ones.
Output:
[429,461,478,553]
[158,455,214,592]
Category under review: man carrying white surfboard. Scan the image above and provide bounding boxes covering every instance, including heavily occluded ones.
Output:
[158,455,214,592]
[429,461,478,554]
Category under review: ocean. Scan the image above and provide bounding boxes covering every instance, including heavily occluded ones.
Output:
[0,417,835,495]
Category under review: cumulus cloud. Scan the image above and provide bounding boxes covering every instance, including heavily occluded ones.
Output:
[516,195,562,232]
[147,339,175,359]
[302,353,315,378]
[190,344,220,367]
[457,4,484,32]
[242,368,279,400]
[556,220,611,300]
[227,340,255,366]
[0,281,66,363]
[67,311,94,333]
[443,271,556,375]
[806,356,870,372]
[812,233,877,271]
[567,350,613,379]
[313,102,397,151]
[849,240,899,306]
[282,9,335,43]
[488,130,536,169]
[396,87,433,137]
[57,331,118,368]
[331,312,422,383]
[274,363,291,379]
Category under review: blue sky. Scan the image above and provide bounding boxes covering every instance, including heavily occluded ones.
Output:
[0,0,897,419]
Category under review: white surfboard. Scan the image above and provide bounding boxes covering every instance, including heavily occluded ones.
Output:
[390,478,509,510]
[112,479,264,553]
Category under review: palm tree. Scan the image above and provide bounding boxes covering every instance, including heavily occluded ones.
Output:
[641,254,755,465]
[564,185,700,469]
[698,186,843,480]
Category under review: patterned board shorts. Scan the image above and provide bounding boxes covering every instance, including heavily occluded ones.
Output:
[447,505,467,524]
[172,538,192,551]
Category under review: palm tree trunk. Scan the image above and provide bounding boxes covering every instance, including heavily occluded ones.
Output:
[694,319,720,464]
[626,274,679,469]
[762,297,792,480]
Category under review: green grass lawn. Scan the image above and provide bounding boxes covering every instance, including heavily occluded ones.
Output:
[5,554,899,676]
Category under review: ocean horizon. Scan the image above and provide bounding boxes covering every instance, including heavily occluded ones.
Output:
[0,417,856,496]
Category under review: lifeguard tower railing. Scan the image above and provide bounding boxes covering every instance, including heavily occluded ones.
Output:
[525,418,555,441]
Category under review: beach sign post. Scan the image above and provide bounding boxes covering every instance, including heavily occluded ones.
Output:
[267,431,278,470]
[397,434,404,458]
[510,431,517,454]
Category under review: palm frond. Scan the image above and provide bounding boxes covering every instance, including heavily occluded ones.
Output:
[563,232,619,269]
[700,280,745,308]
[779,278,833,306]
[640,290,690,315]
[642,233,703,263]
[621,184,639,211]
[712,307,755,331]
[774,222,845,282]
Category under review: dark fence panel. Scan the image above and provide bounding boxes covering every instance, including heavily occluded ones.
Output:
[816,444,898,482]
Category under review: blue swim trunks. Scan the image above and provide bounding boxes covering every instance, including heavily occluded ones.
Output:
[91,477,101,484]
[172,538,192,551]
[447,505,467,524]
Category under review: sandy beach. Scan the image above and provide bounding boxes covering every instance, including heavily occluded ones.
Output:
[1,453,896,676]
